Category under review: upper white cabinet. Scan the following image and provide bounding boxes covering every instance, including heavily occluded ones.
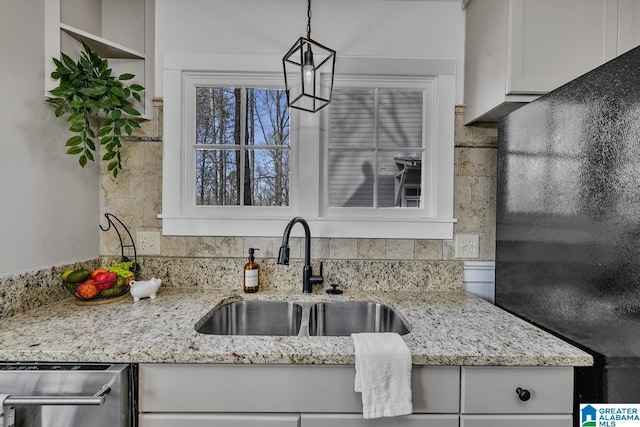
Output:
[464,0,640,124]
[45,0,154,119]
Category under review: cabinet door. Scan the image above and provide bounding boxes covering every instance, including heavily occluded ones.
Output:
[140,413,300,427]
[461,415,572,427]
[461,367,573,414]
[301,414,459,427]
[508,0,618,94]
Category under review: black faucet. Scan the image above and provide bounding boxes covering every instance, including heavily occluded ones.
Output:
[277,217,324,293]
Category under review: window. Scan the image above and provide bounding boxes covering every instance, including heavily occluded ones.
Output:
[162,56,455,238]
[194,87,290,207]
[326,84,426,211]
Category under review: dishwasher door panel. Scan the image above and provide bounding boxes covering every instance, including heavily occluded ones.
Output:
[0,363,131,427]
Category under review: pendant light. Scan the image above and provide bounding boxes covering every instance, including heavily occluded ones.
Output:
[282,0,336,113]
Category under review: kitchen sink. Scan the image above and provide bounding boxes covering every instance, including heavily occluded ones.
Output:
[195,300,410,336]
[195,301,303,336]
[308,301,410,336]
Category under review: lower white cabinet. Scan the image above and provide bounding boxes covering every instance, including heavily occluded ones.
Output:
[140,413,300,427]
[460,415,572,427]
[302,414,459,427]
[138,364,575,426]
[460,367,574,427]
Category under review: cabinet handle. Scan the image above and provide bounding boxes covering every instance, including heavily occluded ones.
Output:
[516,387,531,401]
[4,384,110,406]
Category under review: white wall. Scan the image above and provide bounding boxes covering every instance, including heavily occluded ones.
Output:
[0,0,99,276]
[155,0,466,104]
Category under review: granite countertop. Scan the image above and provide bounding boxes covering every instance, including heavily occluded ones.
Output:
[0,288,593,366]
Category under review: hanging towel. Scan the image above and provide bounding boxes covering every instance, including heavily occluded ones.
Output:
[352,332,413,419]
[0,394,15,427]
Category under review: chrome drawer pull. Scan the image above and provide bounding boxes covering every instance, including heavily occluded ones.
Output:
[4,384,110,406]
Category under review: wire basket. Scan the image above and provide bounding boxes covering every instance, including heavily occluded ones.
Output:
[63,276,133,305]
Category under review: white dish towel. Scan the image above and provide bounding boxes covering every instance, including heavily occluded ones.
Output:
[0,394,15,427]
[352,332,413,419]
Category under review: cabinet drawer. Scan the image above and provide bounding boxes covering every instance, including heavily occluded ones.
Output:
[139,364,460,414]
[302,413,459,427]
[140,413,299,427]
[461,415,572,427]
[139,414,300,427]
[461,367,573,414]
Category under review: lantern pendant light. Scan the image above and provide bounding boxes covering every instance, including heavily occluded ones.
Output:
[282,0,336,113]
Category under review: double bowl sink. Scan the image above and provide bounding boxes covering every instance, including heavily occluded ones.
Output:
[195,300,410,337]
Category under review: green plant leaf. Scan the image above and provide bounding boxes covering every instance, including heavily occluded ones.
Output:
[54,107,65,117]
[49,86,73,97]
[103,151,116,161]
[66,146,83,155]
[111,109,122,120]
[108,161,119,171]
[97,126,112,137]
[65,135,83,146]
[123,107,141,116]
[86,140,96,151]
[129,84,144,92]
[127,119,141,129]
[61,52,78,71]
[79,154,87,167]
[69,122,85,132]
[84,148,95,161]
[100,136,113,145]
[111,86,127,98]
[119,73,135,81]
[132,92,141,102]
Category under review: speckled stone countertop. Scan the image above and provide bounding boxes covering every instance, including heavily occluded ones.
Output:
[0,288,592,366]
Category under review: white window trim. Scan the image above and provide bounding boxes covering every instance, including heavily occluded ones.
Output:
[161,54,456,239]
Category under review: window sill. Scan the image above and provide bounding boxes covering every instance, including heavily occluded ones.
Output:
[160,216,455,239]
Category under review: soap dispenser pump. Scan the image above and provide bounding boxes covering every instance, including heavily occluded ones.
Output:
[243,248,260,293]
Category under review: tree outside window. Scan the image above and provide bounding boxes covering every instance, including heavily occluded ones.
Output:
[194,87,290,207]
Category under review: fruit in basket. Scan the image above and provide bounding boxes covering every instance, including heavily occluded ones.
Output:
[60,269,74,281]
[76,280,99,299]
[106,261,135,279]
[93,271,117,290]
[90,268,108,280]
[65,269,91,284]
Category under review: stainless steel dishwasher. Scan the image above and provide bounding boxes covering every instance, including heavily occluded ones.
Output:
[0,362,134,427]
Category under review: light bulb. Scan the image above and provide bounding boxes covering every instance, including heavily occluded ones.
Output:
[304,65,314,85]
[303,48,314,87]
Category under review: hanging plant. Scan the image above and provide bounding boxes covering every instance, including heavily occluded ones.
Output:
[46,42,144,178]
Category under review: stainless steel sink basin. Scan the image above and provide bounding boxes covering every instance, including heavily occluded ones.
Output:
[196,301,303,336]
[308,301,410,336]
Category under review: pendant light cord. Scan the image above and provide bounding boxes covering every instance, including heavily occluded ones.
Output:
[307,0,312,39]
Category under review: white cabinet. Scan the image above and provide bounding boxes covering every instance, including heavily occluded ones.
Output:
[464,0,640,123]
[301,414,459,426]
[139,364,577,426]
[460,367,574,427]
[139,364,460,426]
[140,413,300,427]
[44,0,154,118]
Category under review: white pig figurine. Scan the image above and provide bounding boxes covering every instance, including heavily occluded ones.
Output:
[130,277,162,302]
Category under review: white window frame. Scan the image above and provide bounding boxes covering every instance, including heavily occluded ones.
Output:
[322,77,435,219]
[162,54,455,239]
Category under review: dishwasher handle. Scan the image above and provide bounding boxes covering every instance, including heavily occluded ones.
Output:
[4,384,111,406]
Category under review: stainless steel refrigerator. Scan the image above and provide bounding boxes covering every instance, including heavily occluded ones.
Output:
[496,45,640,406]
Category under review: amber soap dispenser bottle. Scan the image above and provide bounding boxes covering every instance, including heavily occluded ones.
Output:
[243,248,260,293]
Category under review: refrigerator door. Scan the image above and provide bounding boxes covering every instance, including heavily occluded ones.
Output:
[496,45,640,403]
